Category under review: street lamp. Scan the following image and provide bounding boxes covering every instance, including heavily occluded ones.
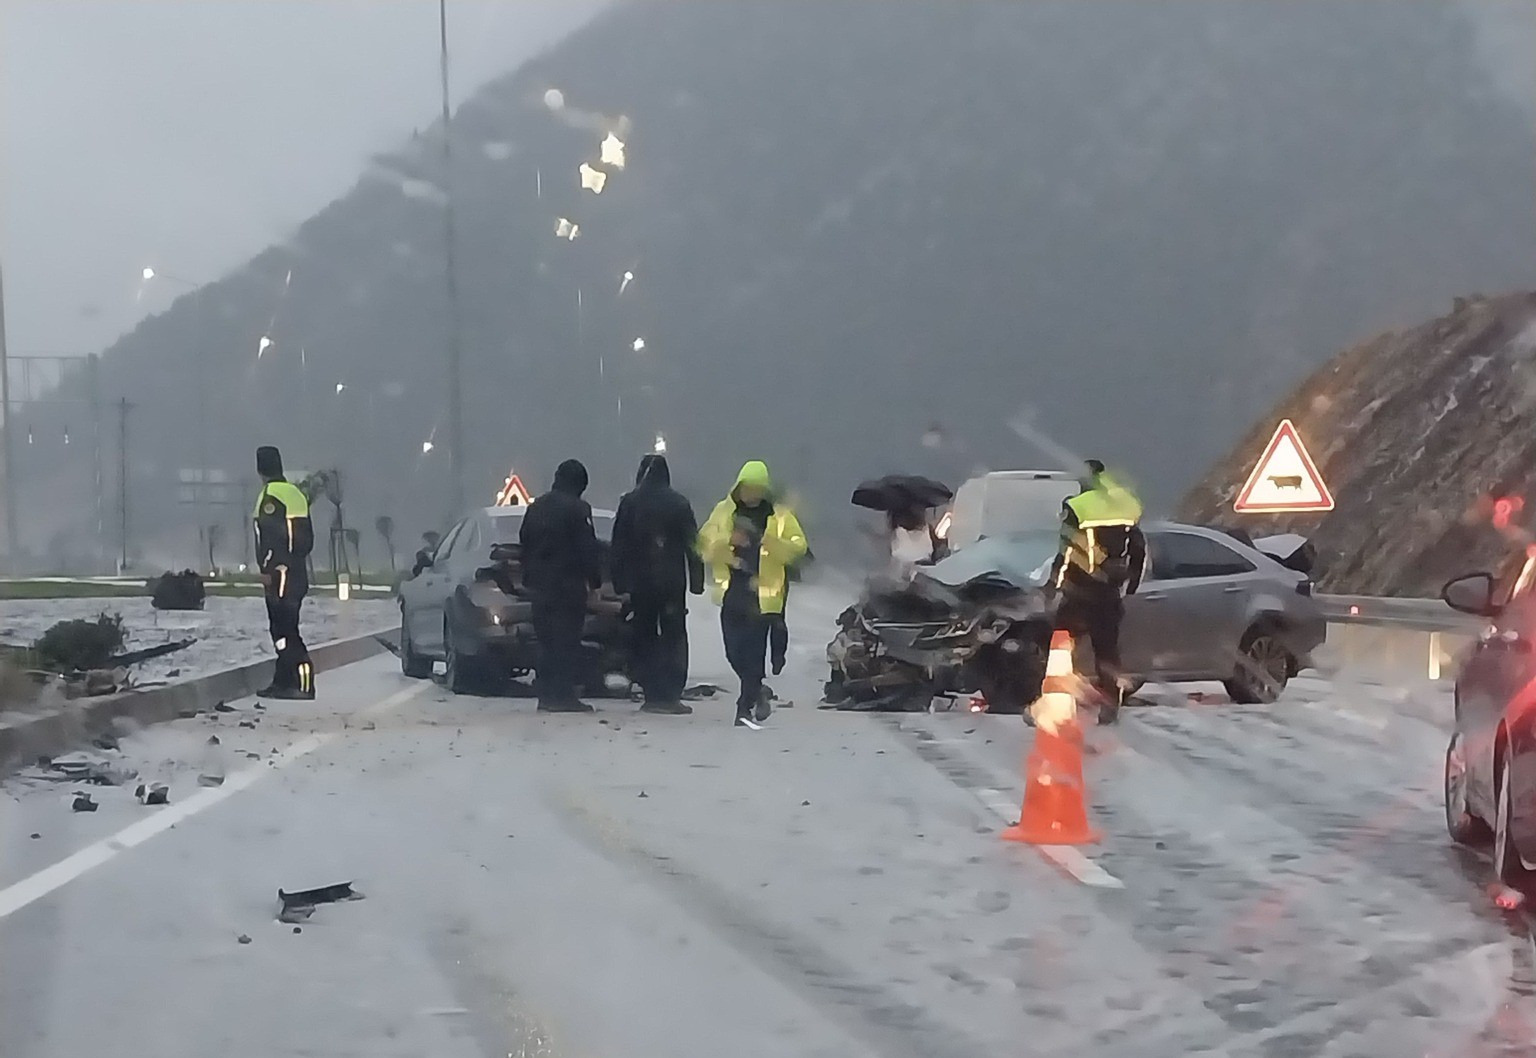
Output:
[335,382,346,395]
[631,337,646,352]
[258,335,274,357]
[619,270,634,295]
[422,440,435,454]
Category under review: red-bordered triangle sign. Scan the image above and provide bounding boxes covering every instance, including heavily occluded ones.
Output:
[495,472,533,507]
[1233,419,1334,514]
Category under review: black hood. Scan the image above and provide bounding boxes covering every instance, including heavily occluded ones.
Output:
[635,454,671,487]
[552,459,589,496]
[256,445,284,479]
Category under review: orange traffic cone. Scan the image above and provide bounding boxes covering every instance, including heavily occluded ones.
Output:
[1002,629,1100,846]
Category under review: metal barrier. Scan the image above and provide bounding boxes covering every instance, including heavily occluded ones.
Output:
[1316,594,1482,682]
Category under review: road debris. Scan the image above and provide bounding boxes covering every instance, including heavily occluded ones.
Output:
[135,782,169,806]
[71,792,98,812]
[46,753,135,787]
[278,880,364,923]
[214,701,235,712]
[237,934,252,945]
[682,683,723,700]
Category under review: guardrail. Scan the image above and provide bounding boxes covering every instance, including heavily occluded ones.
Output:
[1317,594,1482,633]
[1316,594,1481,681]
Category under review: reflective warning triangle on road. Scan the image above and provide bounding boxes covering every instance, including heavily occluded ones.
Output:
[1233,419,1334,514]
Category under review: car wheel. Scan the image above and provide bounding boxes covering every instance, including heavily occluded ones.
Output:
[443,621,487,695]
[399,613,433,679]
[1494,742,1532,889]
[1223,626,1294,704]
[1445,732,1492,846]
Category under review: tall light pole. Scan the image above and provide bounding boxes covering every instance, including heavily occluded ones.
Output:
[0,262,17,563]
[438,0,467,515]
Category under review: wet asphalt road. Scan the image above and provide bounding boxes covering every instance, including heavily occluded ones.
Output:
[2,582,1534,1057]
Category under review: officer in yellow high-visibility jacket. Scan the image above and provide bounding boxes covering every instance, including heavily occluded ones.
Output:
[698,460,808,728]
[252,445,316,699]
[1048,460,1146,725]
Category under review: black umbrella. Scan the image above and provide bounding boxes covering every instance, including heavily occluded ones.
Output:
[851,475,953,513]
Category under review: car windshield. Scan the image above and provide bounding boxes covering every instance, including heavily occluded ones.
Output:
[922,531,1059,589]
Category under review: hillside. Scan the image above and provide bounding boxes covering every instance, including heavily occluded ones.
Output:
[23,0,1536,564]
[1179,292,1536,595]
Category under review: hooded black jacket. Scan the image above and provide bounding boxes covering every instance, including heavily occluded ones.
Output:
[519,459,603,601]
[611,454,704,598]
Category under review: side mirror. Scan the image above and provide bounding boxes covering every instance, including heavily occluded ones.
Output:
[1443,572,1498,617]
[412,548,434,576]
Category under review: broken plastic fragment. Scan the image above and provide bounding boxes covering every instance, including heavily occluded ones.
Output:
[72,793,98,813]
[600,132,626,170]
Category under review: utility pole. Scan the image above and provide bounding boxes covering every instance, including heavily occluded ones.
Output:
[0,262,17,563]
[89,354,105,570]
[439,0,466,515]
[117,397,133,573]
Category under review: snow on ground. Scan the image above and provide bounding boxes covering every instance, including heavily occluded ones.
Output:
[0,596,397,684]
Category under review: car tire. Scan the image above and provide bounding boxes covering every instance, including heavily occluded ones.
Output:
[399,614,433,679]
[1223,625,1294,704]
[1445,732,1492,846]
[1494,741,1533,889]
[443,621,488,696]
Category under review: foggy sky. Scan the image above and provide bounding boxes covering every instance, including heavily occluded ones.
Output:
[0,0,603,364]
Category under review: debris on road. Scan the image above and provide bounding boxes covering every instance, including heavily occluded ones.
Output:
[638,790,648,798]
[198,773,225,787]
[47,753,135,787]
[29,832,40,839]
[135,782,169,805]
[238,720,256,729]
[93,733,120,751]
[71,792,98,812]
[110,639,197,668]
[214,702,235,713]
[237,934,252,945]
[682,683,723,700]
[277,881,364,924]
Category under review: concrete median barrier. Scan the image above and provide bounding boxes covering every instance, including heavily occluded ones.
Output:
[0,627,396,778]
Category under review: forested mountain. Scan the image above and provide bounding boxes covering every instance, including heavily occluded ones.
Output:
[26,0,1536,565]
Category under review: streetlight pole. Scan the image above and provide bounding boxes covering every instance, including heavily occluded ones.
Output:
[0,262,18,562]
[439,0,467,515]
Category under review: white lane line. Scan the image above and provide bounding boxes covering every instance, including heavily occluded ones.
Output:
[0,682,426,922]
[976,786,1125,889]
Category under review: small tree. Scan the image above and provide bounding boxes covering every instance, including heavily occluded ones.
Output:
[375,515,397,572]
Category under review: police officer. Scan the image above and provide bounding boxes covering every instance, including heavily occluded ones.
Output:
[253,445,316,699]
[1049,459,1146,725]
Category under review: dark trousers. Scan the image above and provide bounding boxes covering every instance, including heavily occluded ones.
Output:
[768,614,788,672]
[629,592,689,704]
[1056,581,1124,693]
[533,595,587,704]
[265,590,312,693]
[721,606,771,715]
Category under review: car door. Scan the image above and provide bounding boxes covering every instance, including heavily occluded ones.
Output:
[402,520,464,656]
[1460,553,1536,820]
[1124,530,1257,678]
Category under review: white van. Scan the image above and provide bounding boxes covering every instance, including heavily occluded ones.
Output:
[942,470,1078,550]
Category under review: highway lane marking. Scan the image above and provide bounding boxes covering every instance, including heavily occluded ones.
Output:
[0,681,427,922]
[975,786,1125,889]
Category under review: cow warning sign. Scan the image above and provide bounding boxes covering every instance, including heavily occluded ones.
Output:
[1233,419,1334,514]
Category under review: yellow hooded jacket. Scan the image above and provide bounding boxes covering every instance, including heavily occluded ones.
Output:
[697,461,808,615]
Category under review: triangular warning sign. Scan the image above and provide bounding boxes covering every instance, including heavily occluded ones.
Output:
[1233,419,1334,514]
[494,472,533,507]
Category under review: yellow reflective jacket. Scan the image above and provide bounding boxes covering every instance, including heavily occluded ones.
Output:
[697,461,808,615]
